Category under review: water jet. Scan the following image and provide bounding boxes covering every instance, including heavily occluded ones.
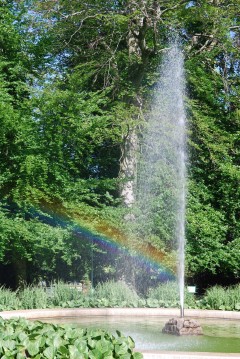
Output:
[137,41,188,326]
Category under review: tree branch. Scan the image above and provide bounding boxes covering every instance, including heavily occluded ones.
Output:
[161,0,189,15]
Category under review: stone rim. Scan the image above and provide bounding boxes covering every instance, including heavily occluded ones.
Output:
[1,308,240,320]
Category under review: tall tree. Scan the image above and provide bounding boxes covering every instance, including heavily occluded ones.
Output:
[1,0,239,289]
[30,0,189,206]
[182,0,240,287]
[28,0,240,286]
[0,2,37,285]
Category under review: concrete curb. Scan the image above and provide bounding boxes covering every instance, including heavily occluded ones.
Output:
[138,351,240,359]
[0,308,240,319]
[1,307,240,320]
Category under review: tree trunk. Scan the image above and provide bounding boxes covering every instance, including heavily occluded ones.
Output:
[119,0,161,206]
[119,128,138,206]
[13,256,27,289]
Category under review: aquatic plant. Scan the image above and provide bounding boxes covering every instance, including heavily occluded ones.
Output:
[0,317,143,358]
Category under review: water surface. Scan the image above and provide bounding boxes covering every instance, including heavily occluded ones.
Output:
[44,316,240,353]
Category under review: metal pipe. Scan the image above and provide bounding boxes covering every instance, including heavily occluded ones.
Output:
[180,305,184,318]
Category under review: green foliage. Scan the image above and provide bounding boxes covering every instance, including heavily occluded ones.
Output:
[19,286,49,309]
[1,281,240,311]
[0,0,239,291]
[0,287,19,311]
[197,285,240,311]
[51,281,83,308]
[31,86,121,196]
[0,317,143,358]
[94,281,140,308]
[184,0,240,284]
[0,205,95,287]
[147,281,197,309]
[186,180,228,276]
[147,281,179,307]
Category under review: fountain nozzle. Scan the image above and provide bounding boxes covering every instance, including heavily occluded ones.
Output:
[180,305,184,318]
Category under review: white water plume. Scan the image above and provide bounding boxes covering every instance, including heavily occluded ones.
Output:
[136,42,187,315]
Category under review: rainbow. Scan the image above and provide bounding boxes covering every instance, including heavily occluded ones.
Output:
[32,200,176,282]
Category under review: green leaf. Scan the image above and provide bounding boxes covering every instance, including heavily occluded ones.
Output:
[26,341,40,356]
[127,336,135,349]
[87,338,96,349]
[92,348,103,358]
[133,352,144,359]
[53,335,64,349]
[3,339,16,351]
[219,305,225,311]
[69,345,81,359]
[16,353,26,359]
[43,346,55,359]
[235,303,240,310]
[114,343,129,355]
[118,354,131,359]
[18,332,28,342]
[57,345,69,356]
[74,339,88,353]
[95,338,111,354]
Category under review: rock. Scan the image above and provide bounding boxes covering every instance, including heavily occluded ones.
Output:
[189,319,199,328]
[162,318,203,336]
[176,318,184,330]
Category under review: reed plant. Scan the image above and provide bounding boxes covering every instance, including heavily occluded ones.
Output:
[229,284,240,310]
[202,284,240,310]
[94,280,140,307]
[19,285,49,309]
[147,281,197,308]
[51,281,83,307]
[0,281,239,311]
[148,281,178,301]
[0,286,20,310]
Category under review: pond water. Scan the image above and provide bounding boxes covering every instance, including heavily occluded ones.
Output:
[44,316,240,353]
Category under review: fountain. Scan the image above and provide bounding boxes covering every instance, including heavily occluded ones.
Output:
[136,41,187,315]
[136,41,204,336]
[1,43,240,359]
[1,42,239,358]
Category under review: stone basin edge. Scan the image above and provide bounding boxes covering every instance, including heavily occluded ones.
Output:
[0,308,240,320]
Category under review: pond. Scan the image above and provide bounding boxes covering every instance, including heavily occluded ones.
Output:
[44,316,240,353]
